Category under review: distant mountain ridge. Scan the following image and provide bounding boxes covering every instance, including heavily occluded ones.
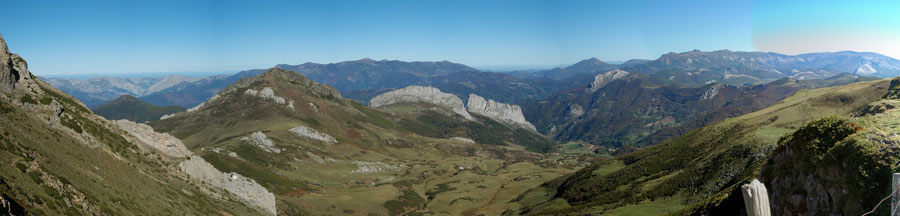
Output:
[45,50,900,113]
[622,49,900,86]
[45,70,264,108]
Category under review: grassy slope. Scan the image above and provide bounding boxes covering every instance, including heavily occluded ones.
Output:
[514,78,891,215]
[0,82,261,215]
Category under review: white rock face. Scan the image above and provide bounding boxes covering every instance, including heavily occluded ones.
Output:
[589,69,630,92]
[369,86,473,120]
[856,63,877,75]
[700,84,722,100]
[112,120,191,158]
[349,161,403,174]
[450,137,475,144]
[241,132,281,153]
[466,94,536,131]
[245,87,294,110]
[179,157,276,215]
[289,126,337,144]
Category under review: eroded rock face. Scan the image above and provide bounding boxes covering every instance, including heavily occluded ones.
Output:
[289,126,337,144]
[700,84,722,100]
[466,94,536,131]
[588,69,630,92]
[179,157,277,215]
[0,34,37,92]
[244,87,294,110]
[369,85,473,120]
[241,132,281,153]
[112,120,191,158]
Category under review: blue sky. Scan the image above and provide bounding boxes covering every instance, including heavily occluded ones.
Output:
[1,0,898,75]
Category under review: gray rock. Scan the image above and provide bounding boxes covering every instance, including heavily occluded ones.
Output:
[179,157,277,215]
[0,34,37,92]
[588,69,630,92]
[112,120,191,158]
[700,84,722,100]
[369,85,473,120]
[450,137,475,144]
[466,94,536,131]
[241,132,281,153]
[289,126,337,144]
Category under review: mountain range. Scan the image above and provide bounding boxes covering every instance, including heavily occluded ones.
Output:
[46,49,900,111]
[10,29,900,215]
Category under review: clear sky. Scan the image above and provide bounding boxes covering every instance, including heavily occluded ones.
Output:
[1,0,899,75]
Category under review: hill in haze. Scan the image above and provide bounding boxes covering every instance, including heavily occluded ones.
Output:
[92,94,185,123]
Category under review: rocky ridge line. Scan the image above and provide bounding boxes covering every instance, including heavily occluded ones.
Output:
[466,94,536,131]
[369,85,473,120]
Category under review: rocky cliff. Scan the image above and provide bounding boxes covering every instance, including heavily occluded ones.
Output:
[587,69,631,92]
[369,85,473,120]
[466,94,536,130]
[0,34,38,93]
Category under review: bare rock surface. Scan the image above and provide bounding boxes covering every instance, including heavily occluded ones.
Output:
[179,157,277,215]
[245,87,295,110]
[466,94,536,130]
[370,85,473,120]
[450,137,475,144]
[241,132,281,153]
[112,119,190,158]
[0,34,38,93]
[588,69,630,92]
[289,126,337,144]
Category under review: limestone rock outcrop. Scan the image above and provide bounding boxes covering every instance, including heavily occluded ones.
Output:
[112,120,191,158]
[700,84,722,100]
[588,69,630,92]
[245,87,294,110]
[289,126,337,144]
[369,86,473,120]
[0,34,38,93]
[179,157,277,215]
[466,94,536,131]
[241,132,281,153]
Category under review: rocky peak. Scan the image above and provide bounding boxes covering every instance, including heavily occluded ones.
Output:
[588,69,631,92]
[466,94,536,131]
[228,67,342,99]
[0,33,36,92]
[369,85,473,120]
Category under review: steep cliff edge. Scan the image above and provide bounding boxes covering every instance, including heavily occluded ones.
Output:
[466,94,536,131]
[369,85,473,120]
